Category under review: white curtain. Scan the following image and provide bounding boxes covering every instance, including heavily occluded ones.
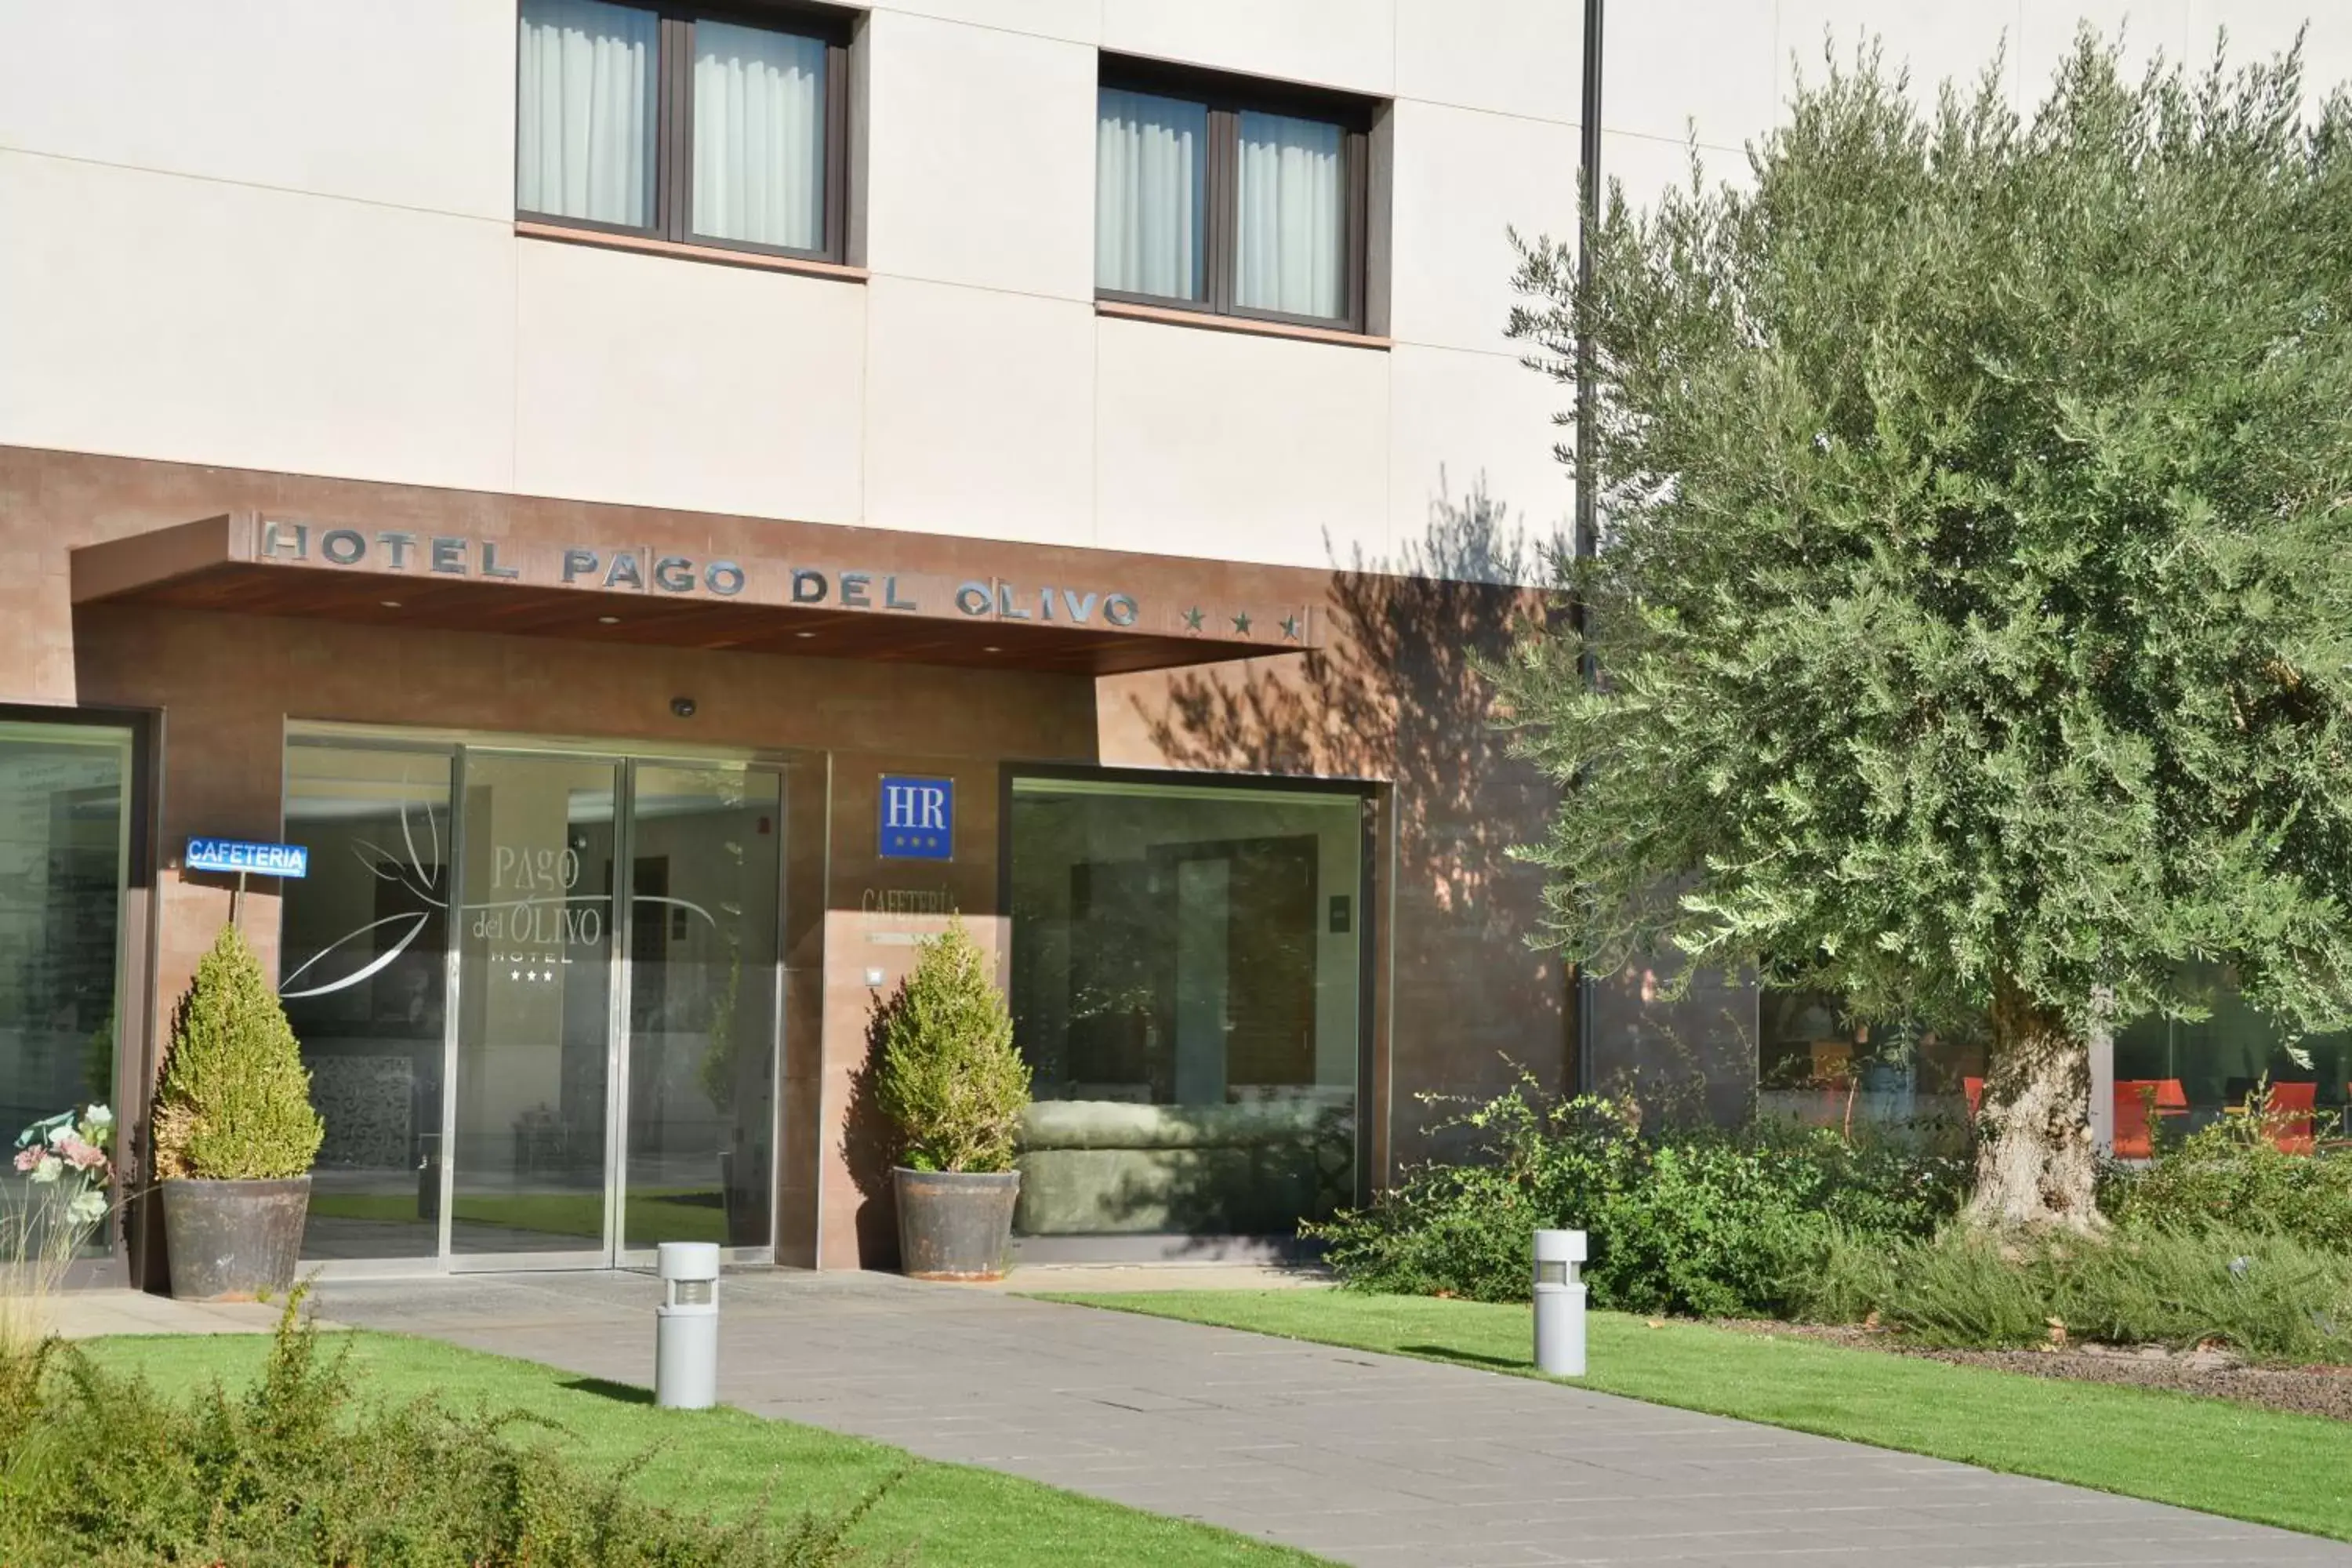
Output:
[693,21,827,251]
[1236,111,1345,318]
[1097,87,1207,300]
[516,0,658,228]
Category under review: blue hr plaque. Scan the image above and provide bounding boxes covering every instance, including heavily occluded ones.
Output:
[186,837,310,877]
[878,776,953,861]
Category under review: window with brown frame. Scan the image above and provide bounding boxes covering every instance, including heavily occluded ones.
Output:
[1096,60,1374,332]
[516,0,850,263]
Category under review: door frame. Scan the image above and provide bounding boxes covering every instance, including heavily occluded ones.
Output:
[283,725,790,1276]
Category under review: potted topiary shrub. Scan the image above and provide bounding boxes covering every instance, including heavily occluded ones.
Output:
[875,919,1032,1280]
[153,923,325,1300]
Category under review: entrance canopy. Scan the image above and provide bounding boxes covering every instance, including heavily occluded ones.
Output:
[72,512,1320,676]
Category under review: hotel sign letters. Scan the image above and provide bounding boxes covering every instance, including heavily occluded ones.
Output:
[878,776,953,862]
[256,520,1147,632]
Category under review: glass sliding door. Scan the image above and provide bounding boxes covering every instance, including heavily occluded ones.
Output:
[622,764,781,1257]
[452,753,622,1261]
[282,735,785,1272]
[0,720,130,1261]
[282,746,452,1261]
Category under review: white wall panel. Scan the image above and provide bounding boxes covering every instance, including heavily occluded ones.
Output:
[1396,0,1578,125]
[512,238,865,524]
[1095,318,1388,569]
[1601,128,1731,221]
[862,10,1096,300]
[1385,101,1577,358]
[1777,2,2024,111]
[866,0,1099,47]
[1603,0,1777,154]
[0,0,513,220]
[1101,0,1393,97]
[2017,2,2187,110]
[1386,344,1569,586]
[863,276,1096,546]
[2187,1,2352,122]
[0,151,515,491]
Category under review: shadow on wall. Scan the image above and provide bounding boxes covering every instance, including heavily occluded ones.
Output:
[1117,473,1572,1165]
[842,993,902,1268]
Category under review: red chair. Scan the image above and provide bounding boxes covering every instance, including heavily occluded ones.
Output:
[2265,1082,2318,1155]
[2112,1080,2162,1159]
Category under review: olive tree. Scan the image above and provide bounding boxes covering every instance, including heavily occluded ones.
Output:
[1500,32,2352,1226]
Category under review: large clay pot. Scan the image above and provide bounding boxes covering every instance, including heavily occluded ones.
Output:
[893,1167,1019,1281]
[162,1176,310,1301]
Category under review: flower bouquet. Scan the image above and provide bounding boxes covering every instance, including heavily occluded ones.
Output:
[5,1104,116,1354]
[13,1104,117,1229]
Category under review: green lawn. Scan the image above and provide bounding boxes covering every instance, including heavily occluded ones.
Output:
[307,1189,731,1244]
[82,1331,1323,1568]
[1037,1290,2352,1542]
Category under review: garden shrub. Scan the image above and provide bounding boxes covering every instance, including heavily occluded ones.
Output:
[152,923,324,1181]
[0,1299,891,1566]
[873,920,1029,1174]
[1306,1073,1965,1316]
[2100,1110,2352,1248]
[1800,1225,2352,1363]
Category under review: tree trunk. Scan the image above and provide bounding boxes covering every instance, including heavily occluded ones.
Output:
[1962,975,2102,1230]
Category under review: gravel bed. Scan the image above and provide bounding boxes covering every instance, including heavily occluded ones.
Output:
[1712,1318,2352,1421]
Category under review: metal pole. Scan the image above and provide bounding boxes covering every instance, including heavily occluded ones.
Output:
[1572,0,1606,1096]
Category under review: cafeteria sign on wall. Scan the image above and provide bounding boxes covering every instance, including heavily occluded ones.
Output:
[879,777,953,862]
[186,837,310,877]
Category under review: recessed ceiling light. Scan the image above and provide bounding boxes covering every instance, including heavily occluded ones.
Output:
[982,645,1003,654]
[597,615,621,625]
[379,600,401,609]
[793,630,817,640]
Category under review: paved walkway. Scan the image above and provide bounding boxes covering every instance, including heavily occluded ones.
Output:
[310,1270,2350,1568]
[13,1288,325,1338]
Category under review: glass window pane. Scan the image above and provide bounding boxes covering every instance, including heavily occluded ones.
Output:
[282,746,452,1261]
[1755,986,1987,1135]
[2114,964,2347,1149]
[452,754,619,1255]
[1008,777,1361,1238]
[1098,87,1208,301]
[691,22,828,252]
[1235,110,1345,318]
[625,765,781,1253]
[0,723,129,1260]
[517,0,659,228]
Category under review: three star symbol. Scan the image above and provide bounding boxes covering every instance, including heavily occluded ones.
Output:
[1280,614,1303,641]
[1231,612,1253,635]
[1181,605,1206,631]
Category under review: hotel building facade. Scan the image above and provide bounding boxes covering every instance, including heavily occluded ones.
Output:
[1,0,2341,1287]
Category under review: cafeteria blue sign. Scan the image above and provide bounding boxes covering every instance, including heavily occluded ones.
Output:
[186,838,309,878]
[878,776,953,861]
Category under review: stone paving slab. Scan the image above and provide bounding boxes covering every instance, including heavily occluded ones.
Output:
[308,1270,2352,1568]
[17,1288,335,1338]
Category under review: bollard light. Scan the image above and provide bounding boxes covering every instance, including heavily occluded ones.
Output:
[655,1240,721,1410]
[1533,1228,1588,1377]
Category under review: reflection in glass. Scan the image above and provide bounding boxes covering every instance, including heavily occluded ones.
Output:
[454,755,619,1254]
[284,746,452,1260]
[1007,777,1362,1238]
[0,723,129,1258]
[1755,988,1987,1134]
[2114,967,2350,1150]
[624,766,781,1252]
